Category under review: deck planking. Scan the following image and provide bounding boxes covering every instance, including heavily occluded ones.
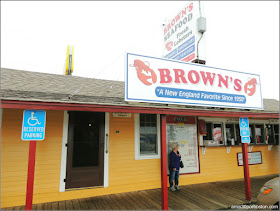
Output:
[1,174,277,210]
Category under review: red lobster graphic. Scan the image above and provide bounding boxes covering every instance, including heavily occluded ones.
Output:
[244,78,257,96]
[165,41,173,51]
[131,60,157,86]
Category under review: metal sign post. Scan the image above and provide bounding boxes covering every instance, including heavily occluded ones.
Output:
[242,143,251,201]
[239,117,251,201]
[22,110,46,210]
[25,141,37,210]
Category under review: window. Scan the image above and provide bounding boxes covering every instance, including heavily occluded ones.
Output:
[135,114,160,160]
[235,124,241,145]
[201,120,278,146]
[213,123,224,145]
[274,124,279,145]
[140,114,157,155]
[203,123,212,141]
[266,124,275,144]
[226,124,236,145]
[202,122,224,146]
[255,124,265,144]
[249,124,255,144]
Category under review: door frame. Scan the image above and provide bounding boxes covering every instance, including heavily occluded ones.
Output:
[59,111,109,192]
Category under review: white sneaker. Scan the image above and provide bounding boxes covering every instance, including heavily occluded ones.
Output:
[170,186,176,191]
[175,185,180,190]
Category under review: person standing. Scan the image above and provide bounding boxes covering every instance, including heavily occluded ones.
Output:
[169,142,181,191]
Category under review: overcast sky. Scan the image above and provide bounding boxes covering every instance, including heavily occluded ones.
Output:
[1,1,279,100]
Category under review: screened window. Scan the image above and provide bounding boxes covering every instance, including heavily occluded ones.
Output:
[274,125,279,145]
[249,124,255,144]
[203,123,213,141]
[213,123,224,145]
[266,124,275,144]
[201,121,278,146]
[235,124,241,145]
[226,124,235,145]
[254,124,264,144]
[202,122,224,145]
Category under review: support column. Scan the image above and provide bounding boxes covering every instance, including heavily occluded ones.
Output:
[242,143,251,201]
[25,141,37,210]
[161,115,168,210]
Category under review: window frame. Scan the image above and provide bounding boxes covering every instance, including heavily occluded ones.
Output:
[225,123,237,146]
[254,124,265,144]
[202,121,225,146]
[272,124,279,145]
[234,123,242,145]
[265,124,276,145]
[248,124,256,145]
[135,113,161,160]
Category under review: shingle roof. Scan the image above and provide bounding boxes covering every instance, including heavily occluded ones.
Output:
[1,68,279,113]
[1,68,129,105]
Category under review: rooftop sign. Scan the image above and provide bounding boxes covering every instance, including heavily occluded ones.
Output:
[162,1,206,63]
[125,53,263,110]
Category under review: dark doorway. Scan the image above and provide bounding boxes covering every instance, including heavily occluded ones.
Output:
[66,111,105,189]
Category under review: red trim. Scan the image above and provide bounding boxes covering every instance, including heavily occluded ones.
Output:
[197,117,201,174]
[166,115,196,124]
[1,100,279,118]
[242,143,252,201]
[25,141,37,210]
[161,115,168,210]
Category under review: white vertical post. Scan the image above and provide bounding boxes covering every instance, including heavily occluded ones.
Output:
[59,111,69,192]
[104,112,110,187]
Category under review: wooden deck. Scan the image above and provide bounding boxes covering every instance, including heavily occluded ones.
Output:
[3,174,278,210]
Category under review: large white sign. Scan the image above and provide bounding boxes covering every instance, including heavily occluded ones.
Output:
[125,53,263,110]
[162,1,206,63]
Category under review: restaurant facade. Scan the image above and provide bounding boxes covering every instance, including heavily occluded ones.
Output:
[1,67,279,208]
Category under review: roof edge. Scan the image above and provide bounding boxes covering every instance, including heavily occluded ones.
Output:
[1,99,279,118]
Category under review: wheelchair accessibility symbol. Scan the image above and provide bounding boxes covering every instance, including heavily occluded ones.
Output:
[22,110,46,141]
[28,112,41,126]
[240,118,249,130]
[240,119,247,128]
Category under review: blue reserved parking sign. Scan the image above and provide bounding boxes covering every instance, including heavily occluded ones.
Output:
[241,136,250,143]
[21,110,46,141]
[239,117,250,137]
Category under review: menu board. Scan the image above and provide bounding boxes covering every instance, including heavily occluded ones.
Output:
[166,123,199,174]
[237,151,262,166]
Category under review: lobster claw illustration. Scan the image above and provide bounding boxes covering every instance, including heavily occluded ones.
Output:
[165,41,173,51]
[244,78,257,96]
[132,60,157,86]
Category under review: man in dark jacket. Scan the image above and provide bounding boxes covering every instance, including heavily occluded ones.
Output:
[169,142,181,191]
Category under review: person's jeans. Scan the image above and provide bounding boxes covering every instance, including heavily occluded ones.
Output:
[169,169,179,187]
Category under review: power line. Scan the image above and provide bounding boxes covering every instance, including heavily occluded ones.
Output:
[68,22,162,99]
[99,23,163,82]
